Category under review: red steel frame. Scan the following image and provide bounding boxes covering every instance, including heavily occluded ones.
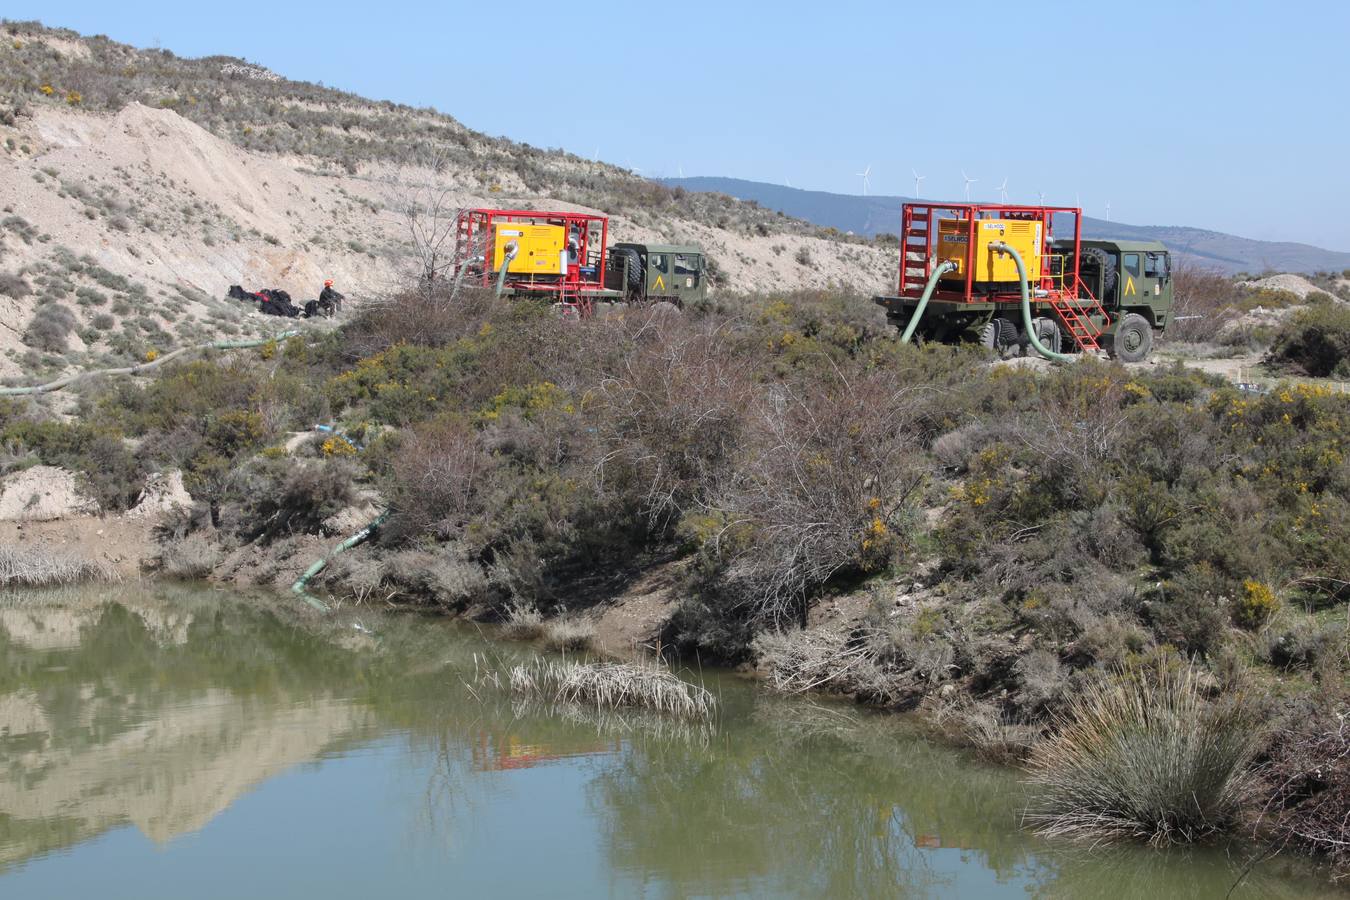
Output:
[454,208,610,301]
[895,203,1111,350]
[897,202,1084,302]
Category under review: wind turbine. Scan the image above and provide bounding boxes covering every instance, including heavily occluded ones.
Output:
[1105,200,1112,221]
[998,176,1009,203]
[677,163,684,178]
[856,164,872,196]
[1037,190,1046,206]
[911,168,926,199]
[962,170,978,202]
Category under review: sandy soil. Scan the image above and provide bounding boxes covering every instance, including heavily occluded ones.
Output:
[0,514,156,578]
[0,103,895,379]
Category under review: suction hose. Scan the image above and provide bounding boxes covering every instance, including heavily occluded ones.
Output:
[899,260,958,344]
[291,511,389,611]
[988,242,1074,363]
[0,331,303,396]
[493,242,519,298]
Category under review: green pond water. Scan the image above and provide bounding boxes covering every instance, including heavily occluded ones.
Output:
[0,583,1333,899]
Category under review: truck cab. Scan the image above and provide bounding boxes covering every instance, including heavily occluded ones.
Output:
[1063,239,1174,329]
[606,243,708,306]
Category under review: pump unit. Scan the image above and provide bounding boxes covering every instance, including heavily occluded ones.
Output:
[937,218,1042,287]
[493,223,566,275]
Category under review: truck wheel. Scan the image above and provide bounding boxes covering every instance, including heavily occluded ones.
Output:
[979,319,1017,353]
[1080,247,1117,296]
[1024,317,1062,355]
[978,321,999,350]
[1110,313,1153,363]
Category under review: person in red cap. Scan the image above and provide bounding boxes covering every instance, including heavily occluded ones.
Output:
[317,279,344,317]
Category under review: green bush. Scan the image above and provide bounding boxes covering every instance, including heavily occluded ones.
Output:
[1267,304,1350,377]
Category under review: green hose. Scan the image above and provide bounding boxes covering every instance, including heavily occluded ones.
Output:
[0,330,302,396]
[899,260,958,344]
[988,242,1074,363]
[494,242,519,298]
[290,511,389,611]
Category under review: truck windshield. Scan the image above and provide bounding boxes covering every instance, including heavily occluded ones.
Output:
[674,255,700,275]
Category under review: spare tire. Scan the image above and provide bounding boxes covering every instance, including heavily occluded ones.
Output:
[1080,247,1117,296]
[611,248,643,293]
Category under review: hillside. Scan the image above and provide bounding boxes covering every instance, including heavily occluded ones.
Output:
[0,22,893,380]
[662,176,1350,275]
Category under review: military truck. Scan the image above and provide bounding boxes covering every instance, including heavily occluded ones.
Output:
[605,243,708,306]
[451,208,708,314]
[873,203,1173,361]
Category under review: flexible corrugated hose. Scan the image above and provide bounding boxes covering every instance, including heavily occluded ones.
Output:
[0,330,302,396]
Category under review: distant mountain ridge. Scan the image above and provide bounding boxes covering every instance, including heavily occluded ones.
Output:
[661,177,1350,275]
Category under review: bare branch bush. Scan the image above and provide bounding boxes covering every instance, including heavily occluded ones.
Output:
[1166,262,1246,344]
[594,314,756,531]
[706,372,927,626]
[382,147,483,298]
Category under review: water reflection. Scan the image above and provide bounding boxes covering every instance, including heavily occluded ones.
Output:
[0,586,1332,898]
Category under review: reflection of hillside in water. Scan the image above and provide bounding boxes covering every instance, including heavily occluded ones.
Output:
[0,596,375,870]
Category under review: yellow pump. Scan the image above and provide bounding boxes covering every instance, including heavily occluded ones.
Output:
[937,218,1042,285]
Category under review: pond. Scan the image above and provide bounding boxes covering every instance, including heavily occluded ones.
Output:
[0,584,1329,898]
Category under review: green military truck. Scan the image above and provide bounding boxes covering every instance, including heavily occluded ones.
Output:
[873,204,1173,362]
[606,243,709,307]
[1066,239,1173,362]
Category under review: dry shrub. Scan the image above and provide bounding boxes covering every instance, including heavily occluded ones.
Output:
[596,317,754,530]
[752,628,909,705]
[710,372,925,625]
[1166,263,1244,343]
[500,600,544,641]
[24,302,76,352]
[343,284,496,356]
[159,532,223,578]
[386,417,484,542]
[1025,662,1258,845]
[1254,703,1350,874]
[542,616,595,652]
[936,698,1042,763]
[0,545,118,586]
[380,548,487,608]
[0,271,31,298]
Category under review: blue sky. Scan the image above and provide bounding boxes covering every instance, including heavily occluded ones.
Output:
[7,1,1348,250]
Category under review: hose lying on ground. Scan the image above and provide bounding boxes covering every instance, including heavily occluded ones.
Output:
[0,331,303,396]
[291,512,389,612]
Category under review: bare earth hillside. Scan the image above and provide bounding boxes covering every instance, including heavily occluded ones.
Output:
[0,26,893,381]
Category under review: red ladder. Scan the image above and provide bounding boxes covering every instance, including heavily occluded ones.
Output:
[899,205,931,294]
[1047,281,1109,351]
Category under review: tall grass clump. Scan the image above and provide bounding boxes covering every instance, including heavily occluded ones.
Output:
[0,545,118,586]
[505,658,716,720]
[1024,662,1258,845]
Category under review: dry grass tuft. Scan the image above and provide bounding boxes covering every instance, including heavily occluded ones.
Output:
[0,545,119,587]
[504,658,716,720]
[541,617,595,652]
[499,601,544,641]
[1024,662,1258,846]
[159,532,223,579]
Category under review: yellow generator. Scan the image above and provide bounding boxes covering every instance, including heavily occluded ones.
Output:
[493,222,566,275]
[937,218,1042,288]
